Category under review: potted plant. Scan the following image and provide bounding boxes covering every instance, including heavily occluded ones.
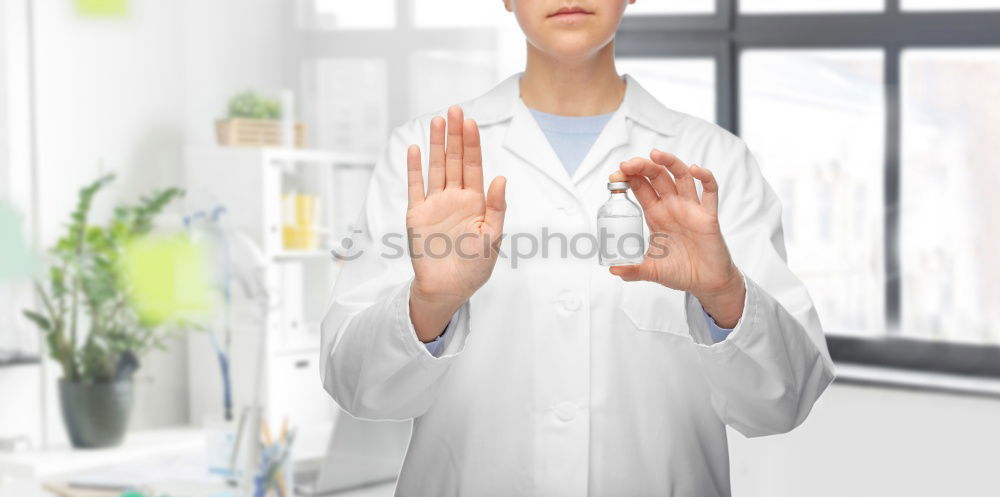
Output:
[22,174,183,448]
[215,90,305,148]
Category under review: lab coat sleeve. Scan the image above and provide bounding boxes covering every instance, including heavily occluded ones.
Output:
[319,119,473,421]
[684,135,836,438]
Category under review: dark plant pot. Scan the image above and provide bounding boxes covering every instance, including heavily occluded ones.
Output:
[58,379,134,449]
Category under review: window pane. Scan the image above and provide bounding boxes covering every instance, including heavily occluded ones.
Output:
[414,0,508,28]
[626,0,715,15]
[903,0,1000,10]
[410,51,500,118]
[901,49,1000,345]
[742,0,883,14]
[616,57,716,124]
[307,0,395,29]
[741,50,885,336]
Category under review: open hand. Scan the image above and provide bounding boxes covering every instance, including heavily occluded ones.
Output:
[407,106,507,341]
[610,149,745,328]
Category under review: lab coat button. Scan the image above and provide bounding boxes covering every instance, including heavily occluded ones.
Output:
[555,402,578,422]
[563,297,581,311]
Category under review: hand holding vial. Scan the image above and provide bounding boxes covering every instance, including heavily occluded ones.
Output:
[609,149,746,328]
[405,106,508,342]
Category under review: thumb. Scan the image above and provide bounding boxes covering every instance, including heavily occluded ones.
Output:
[609,264,642,282]
[485,176,507,233]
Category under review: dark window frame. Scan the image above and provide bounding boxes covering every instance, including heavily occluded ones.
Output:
[617,0,1000,378]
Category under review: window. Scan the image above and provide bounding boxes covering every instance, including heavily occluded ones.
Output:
[413,0,508,28]
[295,0,1000,377]
[741,0,884,14]
[900,49,1000,345]
[742,50,885,336]
[617,57,716,124]
[626,1,715,16]
[614,0,1000,377]
[902,0,1000,11]
[409,51,500,117]
[306,0,396,29]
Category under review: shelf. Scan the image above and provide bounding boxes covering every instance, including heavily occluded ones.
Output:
[0,350,39,368]
[263,147,374,166]
[187,146,376,167]
[272,250,334,261]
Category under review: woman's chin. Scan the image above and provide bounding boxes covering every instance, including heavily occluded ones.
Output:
[537,37,614,61]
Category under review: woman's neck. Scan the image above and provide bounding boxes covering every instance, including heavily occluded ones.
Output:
[519,41,625,117]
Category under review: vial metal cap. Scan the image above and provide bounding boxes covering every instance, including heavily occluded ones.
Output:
[607,181,630,191]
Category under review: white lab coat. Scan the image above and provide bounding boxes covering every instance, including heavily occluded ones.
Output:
[320,73,835,497]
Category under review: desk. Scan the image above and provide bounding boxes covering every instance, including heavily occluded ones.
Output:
[0,479,396,497]
[0,427,396,497]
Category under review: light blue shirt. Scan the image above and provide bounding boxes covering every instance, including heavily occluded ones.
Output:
[424,107,734,356]
[528,108,615,176]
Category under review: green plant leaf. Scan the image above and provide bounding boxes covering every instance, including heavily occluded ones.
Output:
[25,171,187,382]
[227,90,282,120]
[22,310,51,332]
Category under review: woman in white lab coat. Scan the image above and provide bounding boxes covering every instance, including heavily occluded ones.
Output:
[320,0,835,495]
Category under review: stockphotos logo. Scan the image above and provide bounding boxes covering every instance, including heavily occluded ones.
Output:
[330,228,670,268]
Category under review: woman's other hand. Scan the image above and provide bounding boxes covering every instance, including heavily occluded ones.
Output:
[609,150,745,328]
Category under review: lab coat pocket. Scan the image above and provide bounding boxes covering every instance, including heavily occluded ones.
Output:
[619,280,690,339]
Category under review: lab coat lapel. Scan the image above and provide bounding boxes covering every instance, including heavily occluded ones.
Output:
[479,72,679,197]
[571,74,680,184]
[503,99,578,197]
[570,110,629,185]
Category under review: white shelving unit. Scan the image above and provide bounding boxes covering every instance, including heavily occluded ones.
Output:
[182,146,375,451]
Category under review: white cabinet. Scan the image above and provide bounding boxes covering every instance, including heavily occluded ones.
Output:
[182,147,374,447]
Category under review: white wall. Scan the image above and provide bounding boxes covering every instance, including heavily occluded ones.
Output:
[731,383,1000,496]
[30,0,188,442]
[5,0,287,445]
[180,0,289,148]
[0,0,42,447]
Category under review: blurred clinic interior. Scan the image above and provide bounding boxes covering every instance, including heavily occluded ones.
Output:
[1,0,999,496]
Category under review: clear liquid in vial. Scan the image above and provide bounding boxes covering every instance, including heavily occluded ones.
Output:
[598,182,645,266]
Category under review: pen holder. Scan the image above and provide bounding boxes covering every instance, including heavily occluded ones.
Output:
[255,423,296,497]
[253,450,294,497]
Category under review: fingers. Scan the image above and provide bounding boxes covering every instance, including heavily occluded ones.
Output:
[484,176,507,234]
[690,165,719,216]
[445,106,464,189]
[406,145,425,206]
[625,174,659,209]
[650,149,697,201]
[619,157,678,198]
[609,265,642,282]
[610,165,660,208]
[427,117,446,194]
[462,118,484,194]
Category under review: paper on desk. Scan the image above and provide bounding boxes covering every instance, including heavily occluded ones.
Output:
[59,449,225,494]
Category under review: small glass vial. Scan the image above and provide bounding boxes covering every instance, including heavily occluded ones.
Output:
[598,181,645,266]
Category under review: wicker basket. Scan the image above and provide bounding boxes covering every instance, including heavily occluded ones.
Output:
[215,118,305,148]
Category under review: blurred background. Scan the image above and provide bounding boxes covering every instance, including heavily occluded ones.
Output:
[1,0,999,496]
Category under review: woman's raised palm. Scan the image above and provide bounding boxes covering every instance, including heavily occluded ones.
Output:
[406,106,507,316]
